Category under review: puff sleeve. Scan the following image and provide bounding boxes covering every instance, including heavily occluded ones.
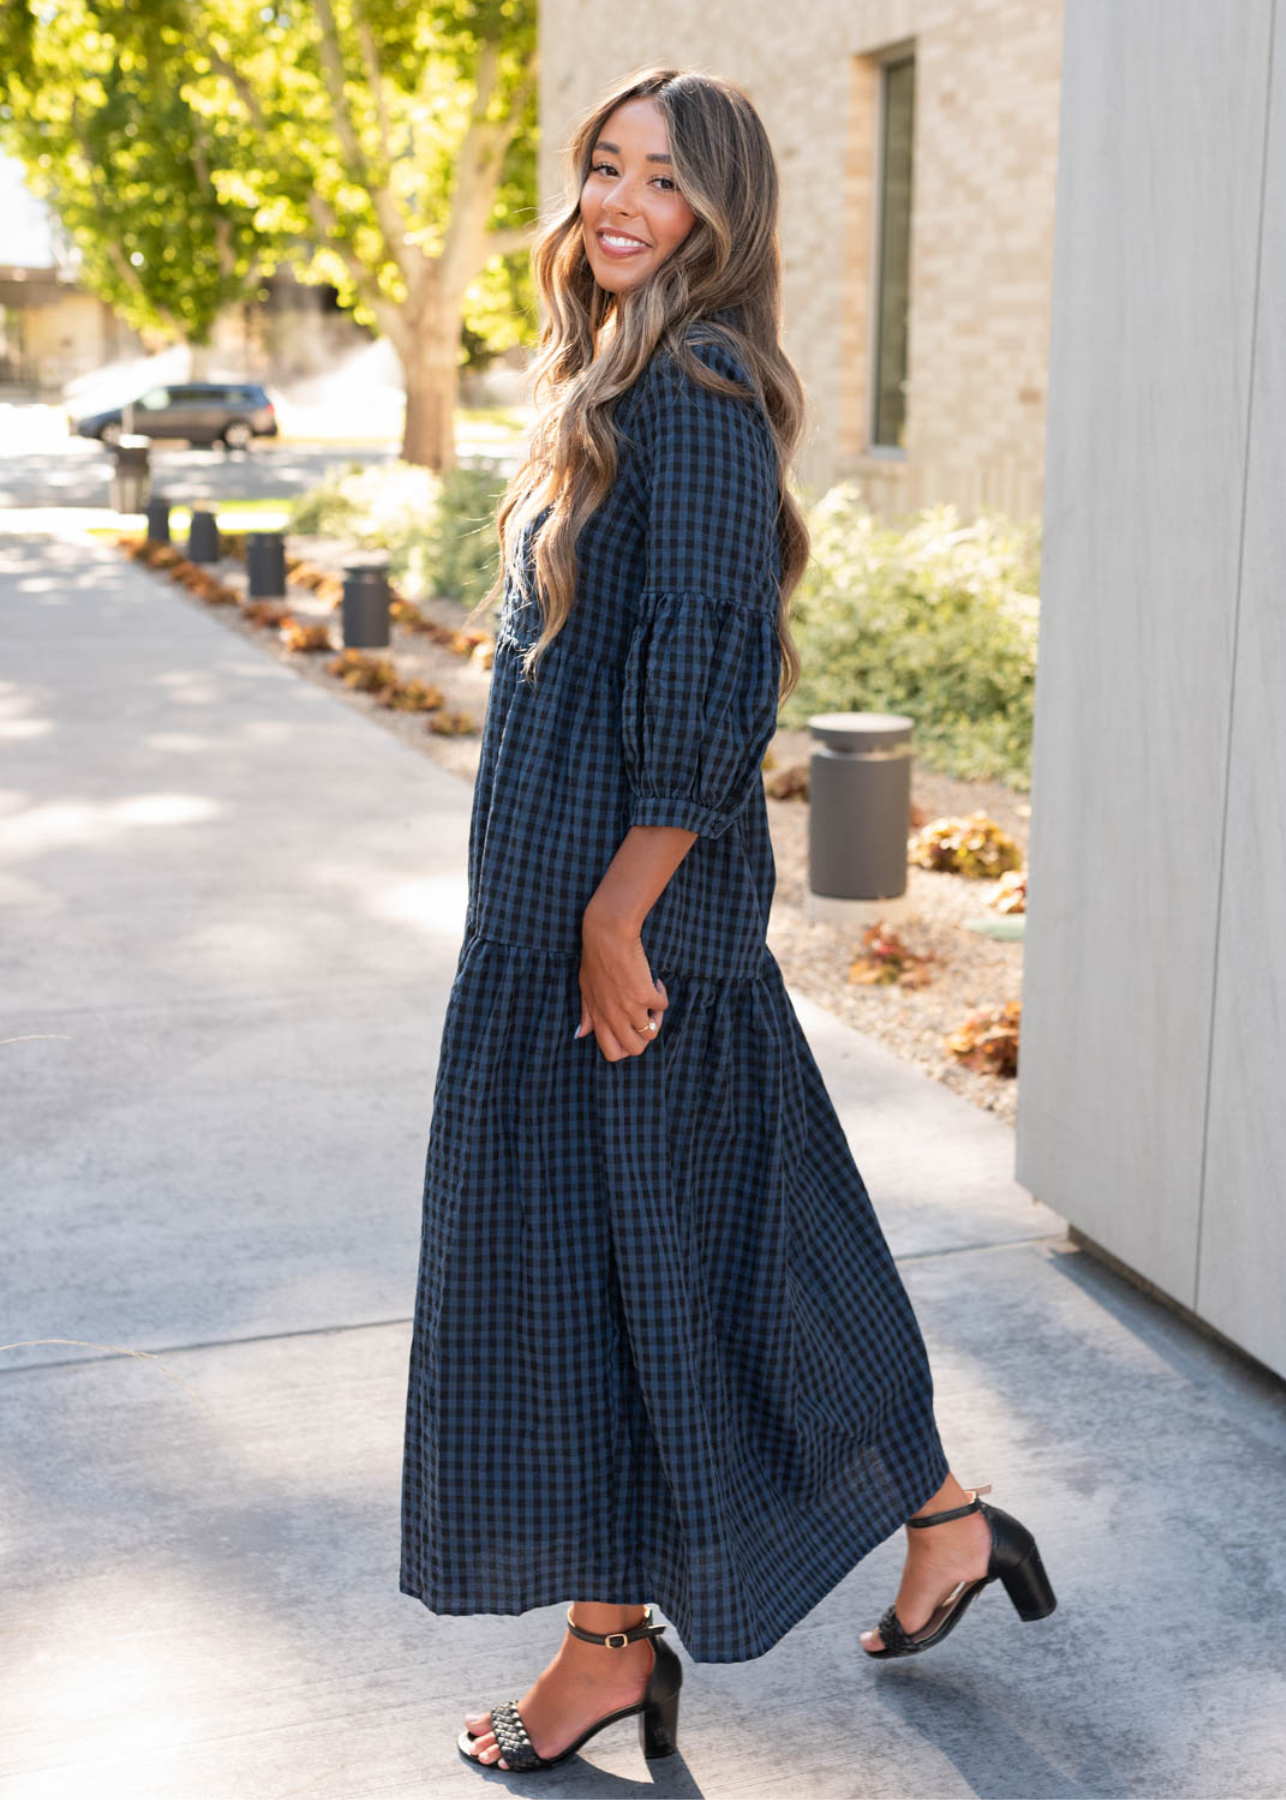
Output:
[621,344,783,839]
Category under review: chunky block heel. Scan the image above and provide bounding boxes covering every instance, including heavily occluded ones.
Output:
[1000,1542,1057,1621]
[640,1685,681,1759]
[457,1604,684,1773]
[862,1483,1058,1659]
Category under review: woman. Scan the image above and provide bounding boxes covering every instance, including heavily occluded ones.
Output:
[400,65,1056,1776]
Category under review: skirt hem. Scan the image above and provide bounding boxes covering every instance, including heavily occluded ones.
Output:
[398,1440,951,1665]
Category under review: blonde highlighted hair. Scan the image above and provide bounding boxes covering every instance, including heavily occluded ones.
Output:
[473,64,809,698]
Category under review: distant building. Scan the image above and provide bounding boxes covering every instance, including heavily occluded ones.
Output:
[0,153,139,390]
[0,153,371,395]
[0,254,369,397]
[539,0,1063,517]
[0,264,140,392]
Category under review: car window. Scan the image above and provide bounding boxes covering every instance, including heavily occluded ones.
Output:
[170,386,208,404]
[138,387,169,409]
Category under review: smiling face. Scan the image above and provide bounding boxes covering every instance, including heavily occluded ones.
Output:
[580,96,699,294]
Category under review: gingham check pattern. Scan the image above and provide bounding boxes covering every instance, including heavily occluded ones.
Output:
[399,326,950,1663]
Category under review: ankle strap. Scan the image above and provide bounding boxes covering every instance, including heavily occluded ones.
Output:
[905,1484,993,1528]
[565,1604,667,1648]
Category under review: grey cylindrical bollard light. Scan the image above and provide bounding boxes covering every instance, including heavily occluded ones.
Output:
[187,509,221,564]
[145,494,171,543]
[342,558,392,648]
[247,530,286,598]
[807,712,915,900]
[109,439,150,514]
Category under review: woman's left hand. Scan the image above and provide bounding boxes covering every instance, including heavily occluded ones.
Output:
[575,909,668,1061]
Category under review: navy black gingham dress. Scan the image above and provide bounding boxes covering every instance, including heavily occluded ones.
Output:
[399,327,950,1664]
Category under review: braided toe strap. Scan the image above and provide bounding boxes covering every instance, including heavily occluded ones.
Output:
[487,1698,545,1770]
[875,1603,921,1656]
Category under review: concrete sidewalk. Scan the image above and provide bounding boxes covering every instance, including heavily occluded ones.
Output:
[3,529,1284,1800]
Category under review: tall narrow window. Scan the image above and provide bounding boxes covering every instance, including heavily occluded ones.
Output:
[872,53,915,450]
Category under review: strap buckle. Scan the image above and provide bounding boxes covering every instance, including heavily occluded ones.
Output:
[603,1630,630,1648]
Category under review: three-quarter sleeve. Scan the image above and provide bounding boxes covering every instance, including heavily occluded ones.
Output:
[621,340,784,840]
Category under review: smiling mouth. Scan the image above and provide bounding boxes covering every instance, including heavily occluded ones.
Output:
[597,230,651,249]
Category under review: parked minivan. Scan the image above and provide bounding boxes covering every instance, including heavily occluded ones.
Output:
[72,381,278,449]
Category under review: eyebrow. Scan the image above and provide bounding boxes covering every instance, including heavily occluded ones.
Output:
[591,140,673,163]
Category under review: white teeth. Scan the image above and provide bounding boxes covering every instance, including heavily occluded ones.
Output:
[602,234,646,249]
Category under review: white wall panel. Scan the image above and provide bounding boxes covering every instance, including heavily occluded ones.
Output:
[1195,6,1286,1372]
[1015,2,1277,1322]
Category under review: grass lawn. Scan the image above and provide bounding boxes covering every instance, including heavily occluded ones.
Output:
[458,405,530,431]
[86,497,292,539]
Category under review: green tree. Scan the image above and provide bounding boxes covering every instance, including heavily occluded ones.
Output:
[0,0,538,467]
[0,0,261,343]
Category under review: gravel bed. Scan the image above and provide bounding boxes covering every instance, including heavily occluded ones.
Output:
[161,550,1030,1127]
[763,733,1028,1127]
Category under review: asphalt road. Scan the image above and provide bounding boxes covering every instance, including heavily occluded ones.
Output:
[0,399,523,514]
[0,406,399,511]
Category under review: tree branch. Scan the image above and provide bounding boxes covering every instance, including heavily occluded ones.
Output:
[201,40,271,136]
[305,188,385,316]
[351,0,393,169]
[69,96,150,306]
[188,117,235,281]
[437,42,536,303]
[202,25,408,318]
[309,0,413,289]
[105,238,148,303]
[482,224,534,261]
[308,0,368,179]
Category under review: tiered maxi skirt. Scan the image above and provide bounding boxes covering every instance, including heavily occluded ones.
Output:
[399,928,951,1664]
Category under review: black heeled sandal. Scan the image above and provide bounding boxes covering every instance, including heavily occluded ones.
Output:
[863,1483,1057,1658]
[457,1604,683,1771]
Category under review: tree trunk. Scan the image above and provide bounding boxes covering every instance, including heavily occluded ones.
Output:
[399,328,460,470]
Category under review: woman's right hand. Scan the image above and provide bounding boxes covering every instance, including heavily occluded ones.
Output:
[574,911,667,1061]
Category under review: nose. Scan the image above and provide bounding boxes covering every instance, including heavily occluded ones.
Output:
[601,173,641,218]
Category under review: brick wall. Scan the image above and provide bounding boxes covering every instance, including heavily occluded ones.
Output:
[538,0,1063,523]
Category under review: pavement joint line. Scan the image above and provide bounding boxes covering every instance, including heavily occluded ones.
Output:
[0,1314,418,1377]
[896,1229,1068,1263]
[4,985,438,1021]
[0,1238,1071,1379]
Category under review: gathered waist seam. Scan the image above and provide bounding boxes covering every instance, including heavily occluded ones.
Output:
[459,925,773,983]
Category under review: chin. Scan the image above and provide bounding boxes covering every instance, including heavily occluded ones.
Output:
[594,265,648,294]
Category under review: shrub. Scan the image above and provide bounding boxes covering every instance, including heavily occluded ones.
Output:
[288,459,440,546]
[909,810,1023,878]
[397,461,510,609]
[946,999,1022,1077]
[783,485,1040,788]
[287,457,508,611]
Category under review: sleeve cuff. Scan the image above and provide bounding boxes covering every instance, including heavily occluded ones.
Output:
[629,794,736,838]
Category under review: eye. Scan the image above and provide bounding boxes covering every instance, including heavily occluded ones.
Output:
[589,160,678,192]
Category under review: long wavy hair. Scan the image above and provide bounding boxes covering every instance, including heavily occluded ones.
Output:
[470,65,809,699]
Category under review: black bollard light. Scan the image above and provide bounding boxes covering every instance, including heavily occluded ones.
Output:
[247,530,286,598]
[187,509,221,564]
[145,495,171,543]
[341,558,392,648]
[807,712,915,903]
[109,439,150,514]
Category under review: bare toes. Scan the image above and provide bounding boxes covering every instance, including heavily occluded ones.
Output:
[861,1627,884,1651]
